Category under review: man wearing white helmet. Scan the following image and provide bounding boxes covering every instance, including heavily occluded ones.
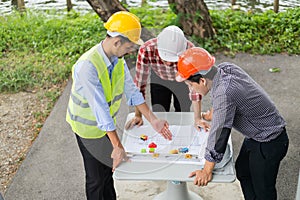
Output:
[126,25,211,130]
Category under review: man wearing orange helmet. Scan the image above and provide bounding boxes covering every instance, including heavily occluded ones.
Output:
[66,11,172,200]
[126,25,211,131]
[177,47,289,200]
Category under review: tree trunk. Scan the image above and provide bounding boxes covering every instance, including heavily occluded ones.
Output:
[274,0,279,13]
[12,0,25,12]
[86,0,128,22]
[67,0,73,12]
[17,0,25,9]
[141,0,147,7]
[86,0,155,41]
[11,0,17,7]
[168,0,215,38]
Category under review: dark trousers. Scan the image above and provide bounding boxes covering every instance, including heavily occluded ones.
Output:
[76,134,116,200]
[150,71,191,112]
[235,128,289,200]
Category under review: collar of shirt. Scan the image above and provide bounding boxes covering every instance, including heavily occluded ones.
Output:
[98,41,119,77]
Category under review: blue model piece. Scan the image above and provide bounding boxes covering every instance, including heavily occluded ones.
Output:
[178,147,189,153]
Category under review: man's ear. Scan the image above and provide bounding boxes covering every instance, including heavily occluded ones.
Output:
[113,38,122,48]
[200,78,207,86]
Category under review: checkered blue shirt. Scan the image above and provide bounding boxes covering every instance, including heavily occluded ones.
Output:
[205,62,286,163]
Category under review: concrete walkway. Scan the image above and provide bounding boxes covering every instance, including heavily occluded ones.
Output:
[3,53,300,200]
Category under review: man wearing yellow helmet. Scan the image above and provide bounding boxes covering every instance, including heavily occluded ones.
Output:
[66,11,172,200]
[177,47,289,200]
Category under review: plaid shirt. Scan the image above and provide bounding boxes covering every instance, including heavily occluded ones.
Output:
[205,63,286,163]
[134,38,202,101]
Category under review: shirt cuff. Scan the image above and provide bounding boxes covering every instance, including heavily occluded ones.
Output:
[204,149,224,163]
[97,122,116,132]
[189,92,202,101]
[127,91,145,106]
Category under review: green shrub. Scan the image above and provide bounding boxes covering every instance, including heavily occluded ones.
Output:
[0,7,299,93]
[201,8,300,54]
[0,11,105,92]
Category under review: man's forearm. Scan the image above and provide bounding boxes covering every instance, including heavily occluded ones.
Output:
[135,106,142,118]
[192,101,202,120]
[106,130,122,148]
[136,102,157,123]
[203,160,215,174]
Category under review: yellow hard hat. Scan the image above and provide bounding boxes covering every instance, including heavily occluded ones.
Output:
[104,11,143,45]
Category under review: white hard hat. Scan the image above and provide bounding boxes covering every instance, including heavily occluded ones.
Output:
[157,25,187,62]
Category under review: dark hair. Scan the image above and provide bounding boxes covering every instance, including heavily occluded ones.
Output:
[106,33,131,44]
[187,66,218,82]
[187,74,202,83]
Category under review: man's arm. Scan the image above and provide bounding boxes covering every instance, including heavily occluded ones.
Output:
[189,160,215,186]
[124,106,143,130]
[134,44,150,100]
[106,130,122,148]
[191,97,210,131]
[202,108,213,121]
[76,60,116,131]
[125,44,151,129]
[107,130,127,172]
[189,127,232,186]
[193,100,202,121]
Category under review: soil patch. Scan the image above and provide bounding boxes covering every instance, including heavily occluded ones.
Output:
[0,91,51,194]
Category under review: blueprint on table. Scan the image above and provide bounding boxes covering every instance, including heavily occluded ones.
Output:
[123,125,232,168]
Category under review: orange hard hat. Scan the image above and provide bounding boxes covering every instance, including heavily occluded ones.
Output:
[104,11,143,45]
[176,47,215,82]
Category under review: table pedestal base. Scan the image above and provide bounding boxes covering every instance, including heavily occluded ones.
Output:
[154,181,202,200]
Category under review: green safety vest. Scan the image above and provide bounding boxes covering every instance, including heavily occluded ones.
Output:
[66,45,125,139]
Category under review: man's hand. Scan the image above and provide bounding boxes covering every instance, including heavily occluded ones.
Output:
[111,145,128,172]
[125,116,143,130]
[189,160,215,186]
[189,169,213,186]
[202,109,213,121]
[134,103,172,140]
[151,118,172,140]
[194,117,210,132]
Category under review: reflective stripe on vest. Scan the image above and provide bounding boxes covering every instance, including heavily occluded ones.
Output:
[66,45,125,138]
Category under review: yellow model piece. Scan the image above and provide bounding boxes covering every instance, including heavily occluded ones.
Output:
[169,149,179,154]
[152,153,160,158]
[184,154,192,159]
